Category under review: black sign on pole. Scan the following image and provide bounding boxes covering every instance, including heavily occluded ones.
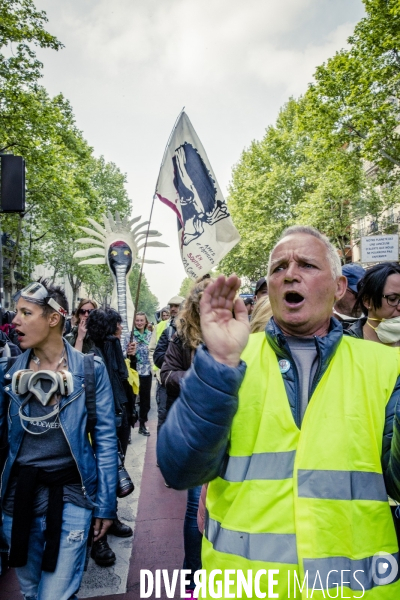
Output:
[0,155,26,213]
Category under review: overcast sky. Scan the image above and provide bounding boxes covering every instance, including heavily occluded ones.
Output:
[34,0,365,307]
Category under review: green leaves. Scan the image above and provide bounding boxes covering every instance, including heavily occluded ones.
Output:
[306,0,400,181]
[0,0,62,87]
[128,265,158,320]
[0,0,62,48]
[221,99,311,279]
[221,0,400,279]
[0,0,142,305]
[179,277,193,298]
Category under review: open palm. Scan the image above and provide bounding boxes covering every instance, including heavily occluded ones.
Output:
[200,274,250,367]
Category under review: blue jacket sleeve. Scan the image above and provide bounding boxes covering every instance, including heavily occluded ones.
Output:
[157,345,246,489]
[92,358,118,520]
[383,375,400,502]
[154,328,170,369]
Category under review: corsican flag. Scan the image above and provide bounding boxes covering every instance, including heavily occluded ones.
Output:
[155,111,240,279]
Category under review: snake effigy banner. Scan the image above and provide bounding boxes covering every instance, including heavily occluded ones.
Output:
[74,211,167,337]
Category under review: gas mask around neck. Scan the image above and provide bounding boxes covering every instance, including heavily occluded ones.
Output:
[367,316,400,344]
[12,369,73,404]
[11,369,74,434]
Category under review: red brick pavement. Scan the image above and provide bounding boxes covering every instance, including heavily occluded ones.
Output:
[107,421,187,600]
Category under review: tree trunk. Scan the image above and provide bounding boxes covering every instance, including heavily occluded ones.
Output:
[68,273,81,312]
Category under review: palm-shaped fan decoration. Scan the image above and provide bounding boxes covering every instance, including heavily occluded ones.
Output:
[74,211,168,337]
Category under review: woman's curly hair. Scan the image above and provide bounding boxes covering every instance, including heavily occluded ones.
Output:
[176,276,214,350]
[86,308,121,345]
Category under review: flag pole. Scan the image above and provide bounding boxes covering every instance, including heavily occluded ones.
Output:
[154,106,185,191]
[130,107,185,341]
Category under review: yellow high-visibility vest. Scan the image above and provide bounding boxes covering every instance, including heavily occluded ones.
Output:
[156,319,168,340]
[203,333,400,599]
[153,319,168,372]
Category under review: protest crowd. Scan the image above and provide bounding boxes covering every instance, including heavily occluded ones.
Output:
[1,2,400,598]
[1,224,400,600]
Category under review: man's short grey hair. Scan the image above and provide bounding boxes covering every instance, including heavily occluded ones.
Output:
[267,225,342,280]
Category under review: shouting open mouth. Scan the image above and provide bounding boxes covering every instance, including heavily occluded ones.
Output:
[284,291,305,308]
[15,329,26,342]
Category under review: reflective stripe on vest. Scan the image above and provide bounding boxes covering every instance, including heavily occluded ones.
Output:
[222,450,295,481]
[298,469,388,502]
[205,512,400,592]
[205,510,298,564]
[303,554,400,592]
[205,333,400,598]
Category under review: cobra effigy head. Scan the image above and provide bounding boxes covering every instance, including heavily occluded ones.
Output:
[108,241,133,275]
[73,211,168,337]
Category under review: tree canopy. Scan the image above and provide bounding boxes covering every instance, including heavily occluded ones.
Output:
[222,0,400,279]
[0,0,157,311]
[129,265,159,322]
[179,277,193,299]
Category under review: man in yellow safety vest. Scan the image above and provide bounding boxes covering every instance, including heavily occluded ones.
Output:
[158,225,400,599]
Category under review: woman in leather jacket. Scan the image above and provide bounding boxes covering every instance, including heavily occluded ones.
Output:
[0,281,117,600]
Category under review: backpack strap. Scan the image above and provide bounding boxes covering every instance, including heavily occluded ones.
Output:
[167,324,176,342]
[84,353,97,439]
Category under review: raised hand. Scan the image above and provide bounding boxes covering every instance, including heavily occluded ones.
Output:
[75,318,88,352]
[127,341,137,356]
[77,318,87,341]
[200,274,250,367]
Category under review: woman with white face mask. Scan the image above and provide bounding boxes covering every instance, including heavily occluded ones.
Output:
[346,262,400,346]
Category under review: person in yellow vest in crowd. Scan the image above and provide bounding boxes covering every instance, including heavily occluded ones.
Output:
[158,225,400,599]
[160,307,171,321]
[149,306,170,374]
[149,296,184,432]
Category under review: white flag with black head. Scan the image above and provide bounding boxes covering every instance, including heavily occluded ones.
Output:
[156,111,240,279]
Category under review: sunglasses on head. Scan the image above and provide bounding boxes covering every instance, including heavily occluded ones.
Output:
[79,308,93,316]
[14,282,67,317]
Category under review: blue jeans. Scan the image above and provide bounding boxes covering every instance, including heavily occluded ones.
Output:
[3,502,92,600]
[183,486,202,589]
